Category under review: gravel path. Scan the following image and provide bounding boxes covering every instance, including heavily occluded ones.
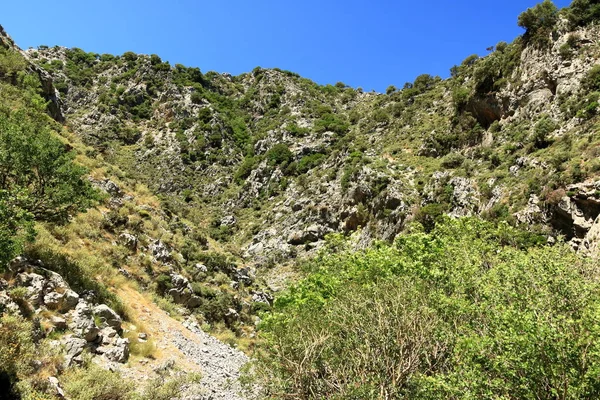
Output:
[171,327,250,400]
[117,286,253,400]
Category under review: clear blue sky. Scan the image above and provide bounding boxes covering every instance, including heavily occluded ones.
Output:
[3,0,571,92]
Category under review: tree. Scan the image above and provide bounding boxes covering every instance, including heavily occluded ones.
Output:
[0,110,97,268]
[517,0,559,45]
[567,0,600,27]
[386,85,397,95]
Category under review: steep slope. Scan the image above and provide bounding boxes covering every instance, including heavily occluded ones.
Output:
[28,11,600,266]
[1,1,600,398]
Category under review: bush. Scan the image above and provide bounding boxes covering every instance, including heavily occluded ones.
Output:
[567,0,600,27]
[62,363,134,400]
[296,153,326,174]
[532,114,556,148]
[440,152,465,168]
[249,218,596,399]
[265,143,293,167]
[234,156,258,183]
[582,65,600,93]
[517,0,558,46]
[314,113,349,135]
[0,315,35,397]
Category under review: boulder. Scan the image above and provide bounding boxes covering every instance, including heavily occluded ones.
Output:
[149,240,171,262]
[63,336,87,359]
[97,338,129,363]
[61,290,80,312]
[49,316,68,331]
[69,302,99,342]
[118,233,138,250]
[93,304,122,331]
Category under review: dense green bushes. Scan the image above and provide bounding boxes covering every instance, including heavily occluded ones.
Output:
[0,49,97,269]
[249,218,598,399]
[567,0,600,27]
[518,0,559,46]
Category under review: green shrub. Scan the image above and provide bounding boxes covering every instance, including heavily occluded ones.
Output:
[532,114,556,148]
[250,218,595,399]
[517,0,558,46]
[314,113,349,135]
[0,314,35,397]
[234,156,258,183]
[296,153,326,174]
[440,152,465,168]
[567,0,600,27]
[265,143,293,166]
[62,363,134,400]
[582,65,600,93]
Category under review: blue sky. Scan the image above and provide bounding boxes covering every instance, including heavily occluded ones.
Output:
[3,0,571,92]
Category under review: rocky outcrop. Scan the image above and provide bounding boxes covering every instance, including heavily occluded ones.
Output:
[0,25,64,122]
[1,257,131,365]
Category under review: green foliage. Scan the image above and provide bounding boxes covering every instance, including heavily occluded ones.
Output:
[296,153,326,174]
[517,0,559,46]
[440,152,465,168]
[234,156,258,183]
[265,143,293,167]
[582,65,600,93]
[314,112,349,135]
[0,65,97,269]
[0,47,27,82]
[0,314,35,398]
[0,110,97,223]
[532,114,556,148]
[567,0,600,27]
[286,121,310,137]
[451,86,470,109]
[63,363,135,400]
[250,218,595,399]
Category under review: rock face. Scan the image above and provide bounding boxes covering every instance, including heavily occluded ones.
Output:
[20,19,600,266]
[69,302,100,342]
[1,257,131,365]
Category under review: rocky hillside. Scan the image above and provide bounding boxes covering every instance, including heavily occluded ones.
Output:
[1,0,600,398]
[24,7,600,268]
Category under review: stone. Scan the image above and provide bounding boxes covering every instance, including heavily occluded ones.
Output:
[149,239,171,262]
[0,292,20,314]
[583,215,600,257]
[64,336,87,358]
[69,302,99,342]
[44,291,63,310]
[16,272,45,306]
[99,338,129,363]
[118,233,138,250]
[251,291,273,305]
[49,316,67,331]
[48,376,65,398]
[100,327,119,345]
[61,290,80,312]
[220,215,236,226]
[93,304,122,331]
[194,263,208,273]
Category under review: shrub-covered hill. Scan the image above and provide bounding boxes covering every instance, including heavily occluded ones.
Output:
[0,23,262,400]
[1,0,600,399]
[250,217,600,399]
[27,0,600,269]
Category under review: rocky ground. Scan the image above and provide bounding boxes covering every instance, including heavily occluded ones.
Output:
[115,286,253,400]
